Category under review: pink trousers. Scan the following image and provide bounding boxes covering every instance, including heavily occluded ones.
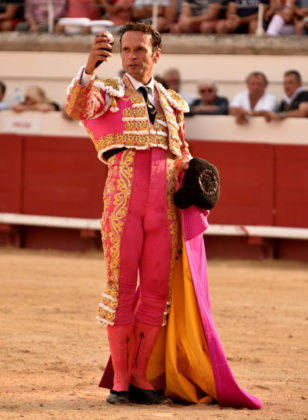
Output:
[101,148,177,326]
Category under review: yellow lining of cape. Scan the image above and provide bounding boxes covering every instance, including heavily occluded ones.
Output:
[147,237,217,403]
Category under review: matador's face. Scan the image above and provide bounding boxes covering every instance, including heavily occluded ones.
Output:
[121,31,160,85]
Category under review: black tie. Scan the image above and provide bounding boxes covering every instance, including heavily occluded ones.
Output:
[138,86,156,124]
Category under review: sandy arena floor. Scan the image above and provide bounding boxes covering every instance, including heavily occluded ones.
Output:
[0,247,307,420]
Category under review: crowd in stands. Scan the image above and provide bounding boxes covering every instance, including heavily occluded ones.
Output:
[0,81,10,110]
[228,69,308,121]
[0,0,308,35]
[1,69,308,120]
[183,69,308,119]
[10,86,60,112]
[0,83,60,112]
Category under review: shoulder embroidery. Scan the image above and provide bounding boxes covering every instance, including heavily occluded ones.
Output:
[156,83,190,113]
[94,77,125,98]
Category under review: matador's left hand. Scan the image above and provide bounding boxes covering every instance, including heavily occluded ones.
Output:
[174,159,189,191]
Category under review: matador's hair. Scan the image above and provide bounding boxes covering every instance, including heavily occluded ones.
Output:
[119,22,162,52]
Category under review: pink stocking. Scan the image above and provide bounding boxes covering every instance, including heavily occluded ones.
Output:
[130,322,160,390]
[107,324,132,392]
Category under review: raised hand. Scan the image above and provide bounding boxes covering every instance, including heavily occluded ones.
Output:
[85,31,114,75]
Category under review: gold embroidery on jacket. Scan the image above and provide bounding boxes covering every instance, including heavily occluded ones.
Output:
[161,155,178,326]
[76,75,186,162]
[66,79,105,121]
[98,149,135,325]
[101,78,120,91]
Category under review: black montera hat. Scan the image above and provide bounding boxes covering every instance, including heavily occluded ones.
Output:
[174,157,220,210]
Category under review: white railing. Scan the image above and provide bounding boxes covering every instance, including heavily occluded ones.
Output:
[1,212,308,240]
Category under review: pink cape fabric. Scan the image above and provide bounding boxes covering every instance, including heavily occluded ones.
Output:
[99,205,262,409]
[183,206,262,409]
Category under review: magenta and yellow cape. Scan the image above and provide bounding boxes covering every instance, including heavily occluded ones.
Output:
[99,206,262,409]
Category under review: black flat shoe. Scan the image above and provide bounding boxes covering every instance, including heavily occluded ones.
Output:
[106,390,129,404]
[129,384,167,404]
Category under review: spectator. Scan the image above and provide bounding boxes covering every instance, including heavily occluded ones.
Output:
[156,0,181,32]
[68,0,102,20]
[132,0,181,32]
[99,0,133,26]
[229,71,279,124]
[0,0,23,30]
[266,0,296,35]
[266,70,308,120]
[294,0,308,35]
[132,0,155,21]
[0,81,10,111]
[55,0,102,33]
[189,80,229,115]
[216,0,269,34]
[11,86,60,112]
[118,69,126,78]
[164,68,197,107]
[154,74,168,89]
[170,0,225,34]
[15,0,66,32]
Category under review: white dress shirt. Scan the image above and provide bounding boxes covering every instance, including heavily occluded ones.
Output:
[231,90,279,112]
[125,72,155,106]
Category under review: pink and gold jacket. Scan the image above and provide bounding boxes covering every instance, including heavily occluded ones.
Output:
[65,67,191,164]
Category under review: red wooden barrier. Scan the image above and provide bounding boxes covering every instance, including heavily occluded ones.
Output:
[0,134,23,213]
[188,140,274,226]
[0,133,307,259]
[22,136,106,218]
[274,145,308,228]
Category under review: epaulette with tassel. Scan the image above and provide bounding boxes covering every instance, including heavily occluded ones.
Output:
[94,77,125,113]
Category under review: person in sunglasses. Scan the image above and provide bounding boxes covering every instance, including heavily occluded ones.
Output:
[189,80,229,115]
